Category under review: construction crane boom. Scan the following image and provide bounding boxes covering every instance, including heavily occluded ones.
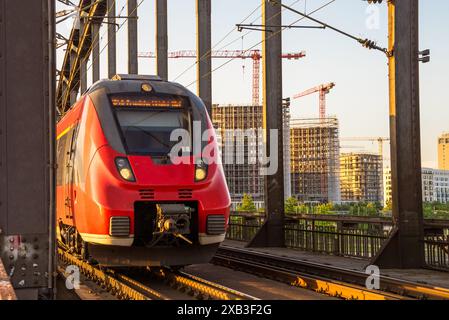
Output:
[341,137,390,160]
[292,82,335,119]
[138,49,306,106]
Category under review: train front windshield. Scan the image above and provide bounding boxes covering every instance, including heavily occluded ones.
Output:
[112,95,191,156]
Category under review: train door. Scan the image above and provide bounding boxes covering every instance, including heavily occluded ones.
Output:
[63,125,78,222]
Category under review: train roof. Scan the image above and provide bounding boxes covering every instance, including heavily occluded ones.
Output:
[87,74,191,97]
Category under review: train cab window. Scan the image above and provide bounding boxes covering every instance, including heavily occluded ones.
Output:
[115,109,191,156]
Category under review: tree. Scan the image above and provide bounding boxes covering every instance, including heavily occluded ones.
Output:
[285,197,298,214]
[237,193,257,212]
[366,202,378,216]
[316,203,334,214]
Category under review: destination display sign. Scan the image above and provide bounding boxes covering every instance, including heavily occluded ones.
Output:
[110,95,184,108]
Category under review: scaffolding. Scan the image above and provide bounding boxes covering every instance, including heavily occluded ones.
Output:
[339,152,383,203]
[290,118,341,203]
[212,104,291,204]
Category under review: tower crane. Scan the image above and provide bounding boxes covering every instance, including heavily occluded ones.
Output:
[138,50,306,106]
[340,137,390,161]
[292,82,335,119]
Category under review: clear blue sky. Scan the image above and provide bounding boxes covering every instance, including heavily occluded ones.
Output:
[56,0,449,168]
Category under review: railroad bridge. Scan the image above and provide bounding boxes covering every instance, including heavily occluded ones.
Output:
[0,0,448,301]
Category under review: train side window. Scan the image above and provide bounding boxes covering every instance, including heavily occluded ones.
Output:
[62,128,75,186]
[56,134,68,186]
[70,124,82,185]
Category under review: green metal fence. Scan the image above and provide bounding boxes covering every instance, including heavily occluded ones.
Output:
[226,212,449,270]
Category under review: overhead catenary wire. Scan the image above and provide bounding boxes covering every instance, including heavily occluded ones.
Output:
[172,2,264,82]
[172,0,304,83]
[185,0,336,89]
[270,0,390,56]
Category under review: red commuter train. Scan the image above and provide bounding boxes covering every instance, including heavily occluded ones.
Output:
[56,74,230,267]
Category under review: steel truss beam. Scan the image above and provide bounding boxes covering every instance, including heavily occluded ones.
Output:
[56,0,107,114]
[370,0,425,269]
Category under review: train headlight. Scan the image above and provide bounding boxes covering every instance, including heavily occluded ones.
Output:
[195,162,208,182]
[115,157,136,182]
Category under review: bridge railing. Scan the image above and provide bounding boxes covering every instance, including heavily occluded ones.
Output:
[226,212,449,270]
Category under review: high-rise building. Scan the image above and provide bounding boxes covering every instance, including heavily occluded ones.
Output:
[290,118,341,203]
[438,133,449,170]
[422,168,436,202]
[384,167,449,204]
[383,168,392,207]
[212,104,291,207]
[422,168,449,203]
[339,153,383,203]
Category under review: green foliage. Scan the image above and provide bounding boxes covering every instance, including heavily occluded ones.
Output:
[284,197,299,214]
[236,193,257,212]
[423,202,449,219]
[347,202,381,216]
[316,203,334,214]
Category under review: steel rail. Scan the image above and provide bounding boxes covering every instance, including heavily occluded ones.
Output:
[58,248,159,300]
[58,247,257,300]
[151,268,259,300]
[213,251,404,300]
[215,246,449,300]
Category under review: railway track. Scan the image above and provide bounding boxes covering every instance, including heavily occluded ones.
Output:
[57,248,257,300]
[213,246,449,300]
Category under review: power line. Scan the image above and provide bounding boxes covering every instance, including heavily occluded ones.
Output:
[271,0,390,56]
[173,0,303,83]
[172,2,263,82]
[185,0,336,89]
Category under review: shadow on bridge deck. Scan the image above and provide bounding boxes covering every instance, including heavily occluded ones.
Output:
[221,239,449,290]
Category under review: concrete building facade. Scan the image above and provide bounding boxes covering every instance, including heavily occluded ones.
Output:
[290,118,341,203]
[212,104,291,205]
[438,133,449,170]
[385,167,449,204]
[383,168,392,207]
[340,153,383,203]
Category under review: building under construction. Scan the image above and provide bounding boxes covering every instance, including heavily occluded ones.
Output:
[290,118,341,203]
[212,104,291,207]
[213,104,341,205]
[339,152,383,203]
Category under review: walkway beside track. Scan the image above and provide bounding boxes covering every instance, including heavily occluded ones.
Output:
[222,240,449,290]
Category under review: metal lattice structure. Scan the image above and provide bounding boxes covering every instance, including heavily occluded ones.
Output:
[56,0,108,114]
